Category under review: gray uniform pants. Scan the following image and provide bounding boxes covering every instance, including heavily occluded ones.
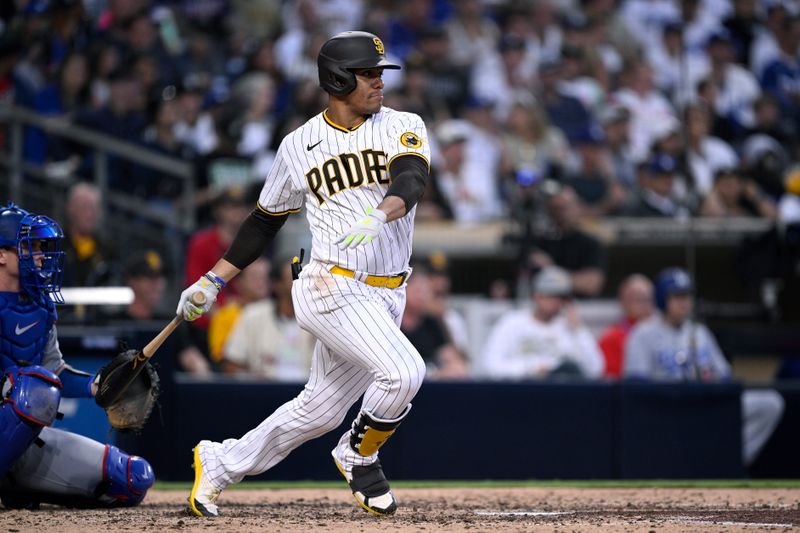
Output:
[742,389,785,467]
[0,427,107,506]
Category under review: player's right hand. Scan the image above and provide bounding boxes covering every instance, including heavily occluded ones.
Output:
[176,272,221,321]
[335,207,387,250]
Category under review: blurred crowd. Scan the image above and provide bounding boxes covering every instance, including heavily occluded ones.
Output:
[2,0,800,381]
[2,0,800,226]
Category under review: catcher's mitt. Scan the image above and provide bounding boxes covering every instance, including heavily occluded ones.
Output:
[95,350,160,432]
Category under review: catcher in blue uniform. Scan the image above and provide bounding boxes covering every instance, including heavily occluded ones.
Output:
[0,202,155,508]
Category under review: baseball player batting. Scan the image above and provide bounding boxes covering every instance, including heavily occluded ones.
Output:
[177,31,430,517]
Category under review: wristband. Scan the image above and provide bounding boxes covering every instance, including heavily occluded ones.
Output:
[203,271,226,291]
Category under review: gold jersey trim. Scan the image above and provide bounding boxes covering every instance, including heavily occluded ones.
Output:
[256,203,301,216]
[323,110,366,132]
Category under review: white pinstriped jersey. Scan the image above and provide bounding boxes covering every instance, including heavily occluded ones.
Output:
[257,107,430,276]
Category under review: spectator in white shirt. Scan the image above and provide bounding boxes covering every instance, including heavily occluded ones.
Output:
[750,3,788,79]
[621,0,681,52]
[647,21,708,101]
[612,60,677,161]
[480,266,605,380]
[685,103,739,196]
[433,119,505,224]
[700,30,762,130]
[222,260,315,381]
[174,82,217,156]
[228,72,277,158]
[444,0,500,68]
[471,34,535,122]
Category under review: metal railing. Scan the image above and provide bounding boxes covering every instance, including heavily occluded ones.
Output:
[0,105,196,232]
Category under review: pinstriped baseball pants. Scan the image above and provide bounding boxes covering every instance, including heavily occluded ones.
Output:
[199,261,425,488]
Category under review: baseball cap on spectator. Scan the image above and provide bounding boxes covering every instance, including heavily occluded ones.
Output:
[651,116,681,143]
[713,166,742,186]
[561,44,584,60]
[742,134,787,167]
[706,28,733,48]
[177,77,206,96]
[437,120,471,146]
[574,123,606,146]
[663,20,683,36]
[124,250,165,279]
[404,52,426,72]
[107,68,134,83]
[213,186,250,209]
[532,266,572,297]
[764,1,789,17]
[598,104,631,126]
[464,94,495,110]
[561,13,589,32]
[418,25,447,41]
[204,76,231,108]
[714,165,740,177]
[498,34,526,53]
[538,58,563,75]
[24,0,51,16]
[648,153,678,175]
[426,250,450,274]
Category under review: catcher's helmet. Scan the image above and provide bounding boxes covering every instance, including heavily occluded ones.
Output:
[0,202,65,304]
[318,31,400,96]
[654,267,693,311]
[0,202,29,248]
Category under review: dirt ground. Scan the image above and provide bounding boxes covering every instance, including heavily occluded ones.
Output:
[2,487,799,532]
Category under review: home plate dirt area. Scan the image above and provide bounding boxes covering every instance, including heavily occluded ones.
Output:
[2,487,799,532]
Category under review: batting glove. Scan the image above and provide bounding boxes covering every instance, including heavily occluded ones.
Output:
[335,208,387,250]
[176,272,223,321]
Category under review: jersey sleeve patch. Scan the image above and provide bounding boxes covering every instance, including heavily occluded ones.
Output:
[400,131,423,149]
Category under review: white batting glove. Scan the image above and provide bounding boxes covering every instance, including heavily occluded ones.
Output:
[176,272,223,321]
[335,208,387,250]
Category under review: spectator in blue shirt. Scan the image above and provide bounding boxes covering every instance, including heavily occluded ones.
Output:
[760,16,800,128]
[537,58,592,144]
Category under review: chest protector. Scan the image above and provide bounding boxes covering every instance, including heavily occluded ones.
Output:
[0,293,56,371]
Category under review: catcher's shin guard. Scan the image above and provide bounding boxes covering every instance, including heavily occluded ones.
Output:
[349,404,411,457]
[99,445,154,506]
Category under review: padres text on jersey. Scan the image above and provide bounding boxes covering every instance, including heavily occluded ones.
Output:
[258,107,430,276]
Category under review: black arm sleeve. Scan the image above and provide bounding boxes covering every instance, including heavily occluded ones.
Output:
[223,208,289,269]
[386,154,429,213]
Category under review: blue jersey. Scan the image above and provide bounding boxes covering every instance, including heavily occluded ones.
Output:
[0,291,57,372]
[623,314,731,382]
[0,292,91,397]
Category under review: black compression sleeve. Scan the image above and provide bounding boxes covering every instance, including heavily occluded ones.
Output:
[386,154,429,213]
[223,208,289,269]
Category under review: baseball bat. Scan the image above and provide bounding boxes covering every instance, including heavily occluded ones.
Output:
[95,291,206,408]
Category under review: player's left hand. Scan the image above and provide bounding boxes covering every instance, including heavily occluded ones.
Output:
[335,208,387,250]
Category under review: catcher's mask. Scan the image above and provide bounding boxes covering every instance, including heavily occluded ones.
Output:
[0,203,65,304]
[317,31,401,96]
